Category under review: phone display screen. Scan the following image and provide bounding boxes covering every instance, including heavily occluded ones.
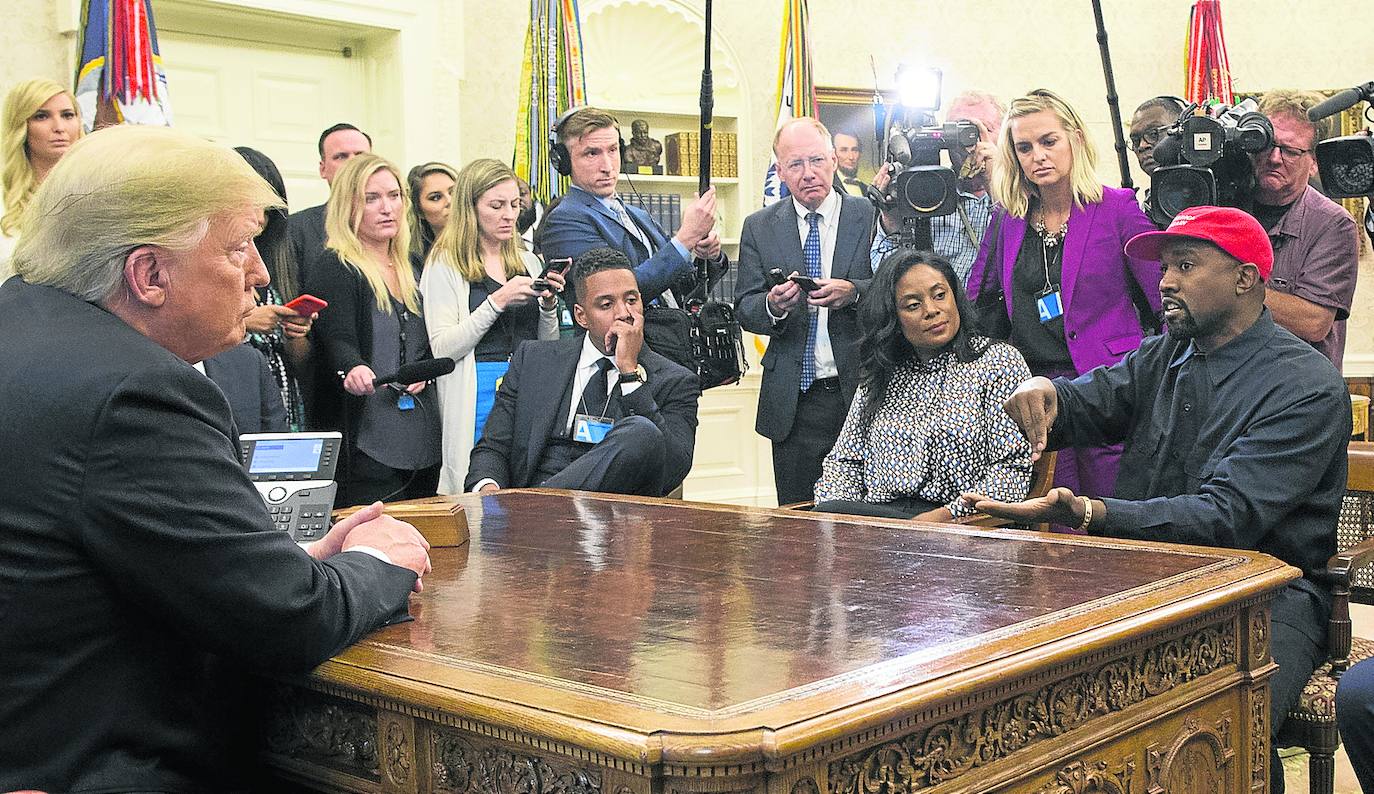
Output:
[249,439,325,475]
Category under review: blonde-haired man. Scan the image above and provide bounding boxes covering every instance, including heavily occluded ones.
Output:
[1,125,430,792]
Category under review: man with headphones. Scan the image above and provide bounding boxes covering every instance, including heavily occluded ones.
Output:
[540,107,723,309]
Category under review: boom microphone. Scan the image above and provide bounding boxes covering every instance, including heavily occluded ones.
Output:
[1309,82,1374,123]
[372,357,455,388]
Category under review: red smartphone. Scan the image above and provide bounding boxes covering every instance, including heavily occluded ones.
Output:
[284,294,328,315]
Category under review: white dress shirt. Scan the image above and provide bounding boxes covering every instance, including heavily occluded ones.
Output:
[565,333,641,433]
[790,189,841,380]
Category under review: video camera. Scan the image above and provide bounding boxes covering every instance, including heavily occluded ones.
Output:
[1147,98,1274,226]
[868,66,980,249]
[1309,81,1374,199]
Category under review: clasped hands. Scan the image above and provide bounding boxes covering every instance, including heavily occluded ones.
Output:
[305,501,432,592]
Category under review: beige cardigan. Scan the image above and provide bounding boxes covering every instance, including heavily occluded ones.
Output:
[419,250,559,494]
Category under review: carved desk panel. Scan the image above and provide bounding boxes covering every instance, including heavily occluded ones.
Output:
[262,489,1296,794]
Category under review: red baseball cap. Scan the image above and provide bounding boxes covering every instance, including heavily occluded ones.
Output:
[1124,205,1274,280]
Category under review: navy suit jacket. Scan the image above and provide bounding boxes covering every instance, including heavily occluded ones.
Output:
[733,193,874,441]
[202,342,288,434]
[464,336,700,493]
[0,278,416,792]
[541,186,693,301]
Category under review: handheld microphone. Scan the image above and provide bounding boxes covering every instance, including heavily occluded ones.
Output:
[372,357,456,388]
[1308,82,1374,123]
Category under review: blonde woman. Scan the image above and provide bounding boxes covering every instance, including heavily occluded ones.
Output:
[967,88,1159,508]
[2,79,82,272]
[419,158,562,494]
[306,153,441,505]
[406,161,457,261]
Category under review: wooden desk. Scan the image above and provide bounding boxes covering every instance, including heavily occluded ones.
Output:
[263,490,1297,794]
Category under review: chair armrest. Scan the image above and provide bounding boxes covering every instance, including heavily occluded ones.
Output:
[1328,534,1374,586]
[1323,534,1374,675]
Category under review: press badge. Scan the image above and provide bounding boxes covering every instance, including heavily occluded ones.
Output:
[397,392,416,411]
[572,413,614,444]
[1036,289,1064,323]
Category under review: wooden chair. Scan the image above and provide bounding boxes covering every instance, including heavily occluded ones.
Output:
[781,451,1057,530]
[1274,441,1374,794]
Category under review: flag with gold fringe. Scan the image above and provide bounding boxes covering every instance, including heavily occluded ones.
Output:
[75,0,173,130]
[1184,0,1233,106]
[514,0,589,203]
[761,0,816,207]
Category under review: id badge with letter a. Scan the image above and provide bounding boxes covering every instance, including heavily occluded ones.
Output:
[572,414,614,445]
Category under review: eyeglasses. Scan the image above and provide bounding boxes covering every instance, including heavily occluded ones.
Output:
[781,155,830,175]
[1128,126,1169,151]
[1263,143,1313,161]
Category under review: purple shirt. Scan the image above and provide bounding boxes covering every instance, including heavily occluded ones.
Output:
[1266,185,1359,370]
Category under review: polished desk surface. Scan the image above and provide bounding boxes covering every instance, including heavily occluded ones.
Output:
[313,489,1296,765]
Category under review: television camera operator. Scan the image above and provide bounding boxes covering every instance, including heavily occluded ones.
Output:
[870,88,1005,287]
[1148,91,1357,371]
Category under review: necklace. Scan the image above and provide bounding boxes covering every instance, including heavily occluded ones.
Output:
[1033,217,1068,248]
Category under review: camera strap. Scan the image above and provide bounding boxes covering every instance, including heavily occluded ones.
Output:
[956,201,980,251]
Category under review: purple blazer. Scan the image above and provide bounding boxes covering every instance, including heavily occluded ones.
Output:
[967,186,1160,376]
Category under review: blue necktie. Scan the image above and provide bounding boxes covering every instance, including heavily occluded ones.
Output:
[800,211,822,391]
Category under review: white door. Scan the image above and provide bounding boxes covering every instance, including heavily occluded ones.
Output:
[156,29,369,212]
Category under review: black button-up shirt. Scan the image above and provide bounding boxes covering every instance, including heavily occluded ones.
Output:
[1048,309,1348,642]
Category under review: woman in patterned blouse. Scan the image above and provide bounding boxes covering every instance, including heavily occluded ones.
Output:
[814,249,1033,520]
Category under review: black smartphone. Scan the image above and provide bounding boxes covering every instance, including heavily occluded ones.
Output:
[540,257,573,279]
[531,279,551,292]
[789,274,821,292]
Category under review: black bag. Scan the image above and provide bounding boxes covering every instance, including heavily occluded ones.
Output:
[690,299,748,389]
[642,305,695,370]
[972,210,1011,340]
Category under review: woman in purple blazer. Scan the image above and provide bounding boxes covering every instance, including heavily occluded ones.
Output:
[967,89,1159,507]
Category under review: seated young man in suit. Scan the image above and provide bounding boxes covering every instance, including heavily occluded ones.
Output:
[465,246,700,496]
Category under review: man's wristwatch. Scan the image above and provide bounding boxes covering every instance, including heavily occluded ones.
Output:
[618,365,648,385]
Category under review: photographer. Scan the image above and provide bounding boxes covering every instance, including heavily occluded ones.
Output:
[870,90,1004,287]
[1250,90,1359,371]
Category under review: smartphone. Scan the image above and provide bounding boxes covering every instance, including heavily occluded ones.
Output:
[765,267,787,288]
[284,293,328,315]
[540,257,573,279]
[531,279,551,293]
[789,274,821,292]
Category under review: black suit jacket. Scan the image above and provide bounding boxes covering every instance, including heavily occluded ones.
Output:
[203,342,288,434]
[733,193,874,440]
[464,336,700,493]
[0,278,417,792]
[288,203,327,286]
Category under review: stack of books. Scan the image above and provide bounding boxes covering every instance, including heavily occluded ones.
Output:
[665,132,738,178]
[622,192,682,237]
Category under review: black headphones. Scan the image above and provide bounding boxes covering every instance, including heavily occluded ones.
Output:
[548,107,626,177]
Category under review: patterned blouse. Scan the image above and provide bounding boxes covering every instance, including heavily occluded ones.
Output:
[814,340,1033,516]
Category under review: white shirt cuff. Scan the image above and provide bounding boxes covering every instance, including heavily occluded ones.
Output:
[471,478,500,493]
[342,545,393,565]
